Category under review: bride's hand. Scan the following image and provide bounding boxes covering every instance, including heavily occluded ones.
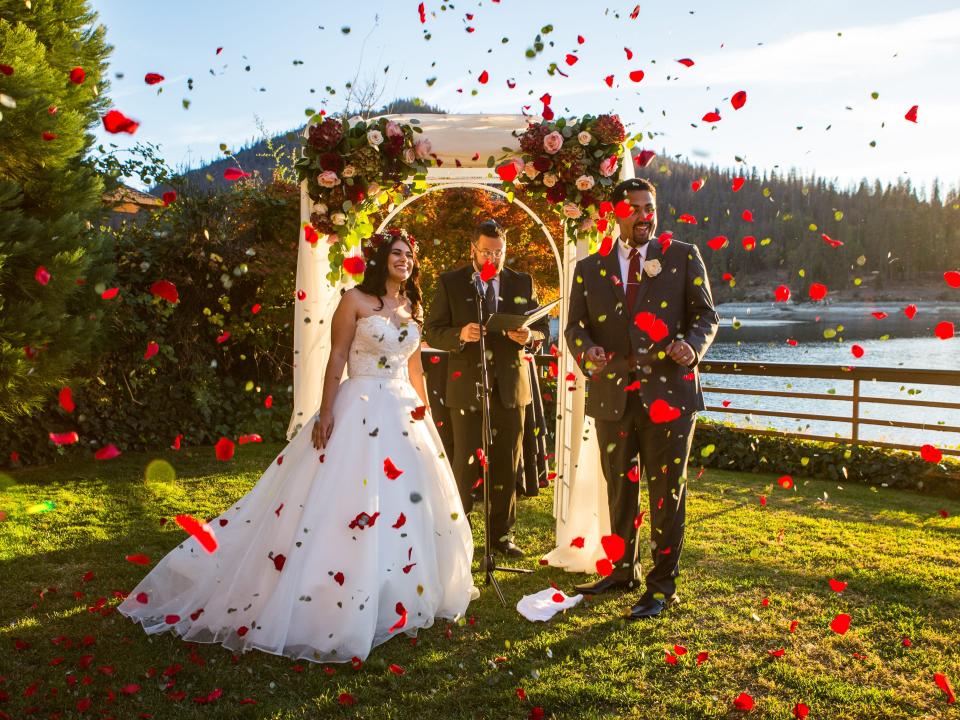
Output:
[313,409,335,449]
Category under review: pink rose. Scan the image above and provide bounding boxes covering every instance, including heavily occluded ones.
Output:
[414,138,432,159]
[403,148,416,164]
[562,202,582,219]
[598,155,619,177]
[543,131,564,155]
[575,175,595,191]
[317,170,341,188]
[385,121,403,138]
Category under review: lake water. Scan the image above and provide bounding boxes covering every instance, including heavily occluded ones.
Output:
[549,302,960,451]
[702,302,960,451]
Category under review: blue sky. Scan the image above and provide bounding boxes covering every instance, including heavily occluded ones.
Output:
[93,0,960,196]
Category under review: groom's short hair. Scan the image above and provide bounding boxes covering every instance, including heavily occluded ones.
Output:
[612,177,657,203]
[476,219,505,241]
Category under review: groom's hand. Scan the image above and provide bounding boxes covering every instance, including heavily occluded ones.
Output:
[665,340,696,367]
[584,345,608,372]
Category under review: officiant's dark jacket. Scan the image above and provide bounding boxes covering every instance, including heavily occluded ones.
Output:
[565,239,719,422]
[424,265,550,410]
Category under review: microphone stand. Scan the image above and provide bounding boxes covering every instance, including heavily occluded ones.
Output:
[473,274,533,607]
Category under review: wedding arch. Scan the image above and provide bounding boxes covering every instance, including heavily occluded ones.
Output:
[289,113,638,572]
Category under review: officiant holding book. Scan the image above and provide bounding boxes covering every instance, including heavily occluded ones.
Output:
[425,219,551,557]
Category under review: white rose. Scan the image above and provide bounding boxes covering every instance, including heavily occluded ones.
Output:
[367,129,384,146]
[341,164,357,178]
[562,202,582,219]
[403,147,416,164]
[366,182,381,196]
[578,131,592,145]
[643,259,662,277]
[575,175,595,191]
[317,170,340,188]
[314,202,328,215]
[523,163,540,179]
[542,172,558,187]
[331,212,347,226]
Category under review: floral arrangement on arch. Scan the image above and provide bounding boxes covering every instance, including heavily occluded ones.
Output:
[496,113,630,242]
[295,115,432,283]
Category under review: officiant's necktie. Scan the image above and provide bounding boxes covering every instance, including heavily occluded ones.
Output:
[625,248,642,310]
[484,278,497,317]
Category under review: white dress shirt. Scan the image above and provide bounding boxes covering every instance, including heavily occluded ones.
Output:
[618,238,647,290]
[478,273,499,312]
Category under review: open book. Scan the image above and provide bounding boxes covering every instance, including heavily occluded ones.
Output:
[483,298,560,333]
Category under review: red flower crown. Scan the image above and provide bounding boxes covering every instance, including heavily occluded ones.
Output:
[362,227,417,261]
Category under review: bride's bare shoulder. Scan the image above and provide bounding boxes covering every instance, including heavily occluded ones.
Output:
[340,288,373,313]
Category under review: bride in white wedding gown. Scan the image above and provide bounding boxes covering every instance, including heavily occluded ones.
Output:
[118,228,477,663]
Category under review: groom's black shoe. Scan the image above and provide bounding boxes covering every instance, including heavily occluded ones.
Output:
[574,576,635,596]
[492,540,524,558]
[627,594,680,621]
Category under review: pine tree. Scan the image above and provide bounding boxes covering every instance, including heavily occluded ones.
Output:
[0,0,115,424]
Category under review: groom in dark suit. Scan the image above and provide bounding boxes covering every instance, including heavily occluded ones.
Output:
[425,219,549,557]
[565,178,719,619]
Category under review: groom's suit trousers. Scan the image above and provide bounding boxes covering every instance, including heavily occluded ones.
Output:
[594,387,697,598]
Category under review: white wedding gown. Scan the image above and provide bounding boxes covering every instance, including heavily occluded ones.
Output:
[119,314,477,663]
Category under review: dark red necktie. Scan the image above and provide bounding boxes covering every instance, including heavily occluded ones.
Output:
[625,248,642,310]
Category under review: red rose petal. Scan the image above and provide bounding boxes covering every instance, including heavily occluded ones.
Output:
[174,514,219,553]
[570,536,585,548]
[49,431,80,445]
[934,672,955,704]
[935,321,954,340]
[733,692,754,711]
[904,105,919,123]
[223,167,251,181]
[778,475,793,489]
[707,235,728,251]
[480,259,497,282]
[741,209,754,222]
[629,69,645,82]
[388,601,408,632]
[144,73,165,85]
[649,398,681,424]
[904,304,918,319]
[600,534,625,563]
[604,74,614,87]
[144,340,159,359]
[126,553,150,565]
[215,437,235,461]
[775,285,791,302]
[392,513,407,528]
[732,177,746,192]
[478,70,489,84]
[677,58,694,67]
[595,557,613,576]
[702,111,721,123]
[944,271,960,288]
[830,613,851,635]
[59,386,75,413]
[635,149,655,167]
[829,578,847,593]
[69,66,86,84]
[150,279,179,303]
[678,213,697,224]
[565,54,579,66]
[920,444,943,463]
[343,256,366,275]
[94,444,121,460]
[731,90,747,109]
[851,344,864,358]
[383,457,404,479]
[793,702,810,719]
[808,283,828,301]
[102,110,140,134]
[496,161,518,183]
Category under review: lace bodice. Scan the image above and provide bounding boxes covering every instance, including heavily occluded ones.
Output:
[347,314,421,379]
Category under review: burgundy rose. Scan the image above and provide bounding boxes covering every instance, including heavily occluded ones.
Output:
[546,184,567,204]
[346,184,366,204]
[384,134,404,157]
[319,152,344,172]
[533,156,552,172]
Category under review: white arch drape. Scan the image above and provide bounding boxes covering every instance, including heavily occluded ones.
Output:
[289,114,636,574]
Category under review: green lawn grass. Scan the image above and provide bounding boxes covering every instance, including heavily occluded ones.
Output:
[1,443,958,719]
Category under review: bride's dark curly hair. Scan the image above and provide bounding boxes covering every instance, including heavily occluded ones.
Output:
[355,228,423,324]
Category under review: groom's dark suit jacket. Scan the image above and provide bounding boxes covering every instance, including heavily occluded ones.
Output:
[565,239,719,421]
[424,265,550,411]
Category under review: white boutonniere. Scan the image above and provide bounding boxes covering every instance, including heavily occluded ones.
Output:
[643,259,662,277]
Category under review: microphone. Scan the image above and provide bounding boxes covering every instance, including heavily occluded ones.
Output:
[472,271,485,299]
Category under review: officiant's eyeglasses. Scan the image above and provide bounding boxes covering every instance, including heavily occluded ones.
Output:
[473,245,504,260]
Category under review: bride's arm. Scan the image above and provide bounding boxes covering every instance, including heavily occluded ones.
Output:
[312,290,359,449]
[407,341,429,409]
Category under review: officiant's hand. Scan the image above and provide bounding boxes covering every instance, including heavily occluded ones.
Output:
[459,323,485,343]
[312,409,334,450]
[665,340,696,367]
[506,326,531,345]
[584,345,608,372]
